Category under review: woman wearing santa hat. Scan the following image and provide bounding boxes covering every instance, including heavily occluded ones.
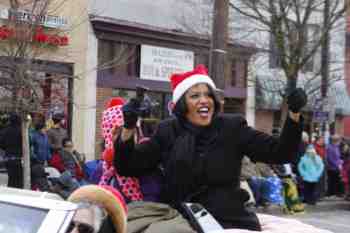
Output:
[114,64,307,231]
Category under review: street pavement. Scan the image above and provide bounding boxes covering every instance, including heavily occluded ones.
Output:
[1,172,349,232]
[289,199,350,233]
[259,197,350,233]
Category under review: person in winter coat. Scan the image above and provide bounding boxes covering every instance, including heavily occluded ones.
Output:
[47,113,67,153]
[0,113,23,188]
[326,134,344,197]
[298,145,324,205]
[340,142,350,200]
[60,138,86,183]
[30,121,51,164]
[114,65,307,231]
[313,136,327,198]
[314,136,326,160]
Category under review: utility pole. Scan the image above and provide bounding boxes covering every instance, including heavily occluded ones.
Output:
[209,0,229,91]
[321,0,330,142]
[321,0,330,99]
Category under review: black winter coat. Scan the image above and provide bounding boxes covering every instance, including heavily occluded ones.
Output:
[114,114,303,231]
[0,124,22,156]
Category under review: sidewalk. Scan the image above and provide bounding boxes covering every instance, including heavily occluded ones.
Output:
[256,196,350,216]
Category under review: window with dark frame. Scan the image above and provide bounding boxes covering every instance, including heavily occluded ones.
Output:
[269,22,319,73]
[231,59,237,86]
[243,60,248,88]
[97,40,140,77]
[269,33,282,69]
[302,24,320,73]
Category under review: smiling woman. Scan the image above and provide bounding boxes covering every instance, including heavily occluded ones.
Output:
[114,64,308,232]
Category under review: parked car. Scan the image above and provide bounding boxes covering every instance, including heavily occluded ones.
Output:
[0,187,78,233]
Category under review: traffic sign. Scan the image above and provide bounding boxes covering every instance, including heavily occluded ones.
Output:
[313,98,323,111]
[313,111,329,123]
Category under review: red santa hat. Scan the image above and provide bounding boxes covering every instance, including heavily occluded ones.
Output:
[105,97,125,109]
[170,64,216,104]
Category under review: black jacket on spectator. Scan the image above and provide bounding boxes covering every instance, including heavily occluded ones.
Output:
[0,123,22,156]
[0,114,23,188]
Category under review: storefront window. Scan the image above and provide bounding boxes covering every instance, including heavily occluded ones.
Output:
[0,70,71,131]
[112,89,169,119]
[112,88,172,136]
[98,40,140,77]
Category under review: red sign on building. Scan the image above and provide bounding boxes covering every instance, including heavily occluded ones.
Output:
[0,25,69,46]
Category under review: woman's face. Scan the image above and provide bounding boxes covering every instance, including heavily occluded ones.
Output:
[185,83,214,126]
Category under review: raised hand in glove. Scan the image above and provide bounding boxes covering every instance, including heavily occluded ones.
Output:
[287,88,307,113]
[122,98,140,129]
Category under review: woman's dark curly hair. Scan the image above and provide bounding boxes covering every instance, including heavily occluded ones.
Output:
[172,84,220,119]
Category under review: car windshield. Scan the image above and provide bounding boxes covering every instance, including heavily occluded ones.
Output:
[0,201,48,233]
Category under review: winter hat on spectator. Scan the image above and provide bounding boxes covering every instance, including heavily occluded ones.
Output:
[101,97,125,149]
[68,185,127,233]
[170,64,216,104]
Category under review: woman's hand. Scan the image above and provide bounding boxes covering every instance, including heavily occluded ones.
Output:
[122,98,140,129]
[287,88,307,123]
[111,124,135,142]
[120,128,136,142]
[287,88,307,114]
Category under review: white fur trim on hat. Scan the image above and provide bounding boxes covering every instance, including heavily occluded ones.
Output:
[172,74,216,104]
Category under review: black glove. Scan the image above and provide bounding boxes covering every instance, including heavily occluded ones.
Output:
[287,88,307,113]
[122,98,140,129]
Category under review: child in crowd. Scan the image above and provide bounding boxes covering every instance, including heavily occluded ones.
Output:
[298,145,324,205]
